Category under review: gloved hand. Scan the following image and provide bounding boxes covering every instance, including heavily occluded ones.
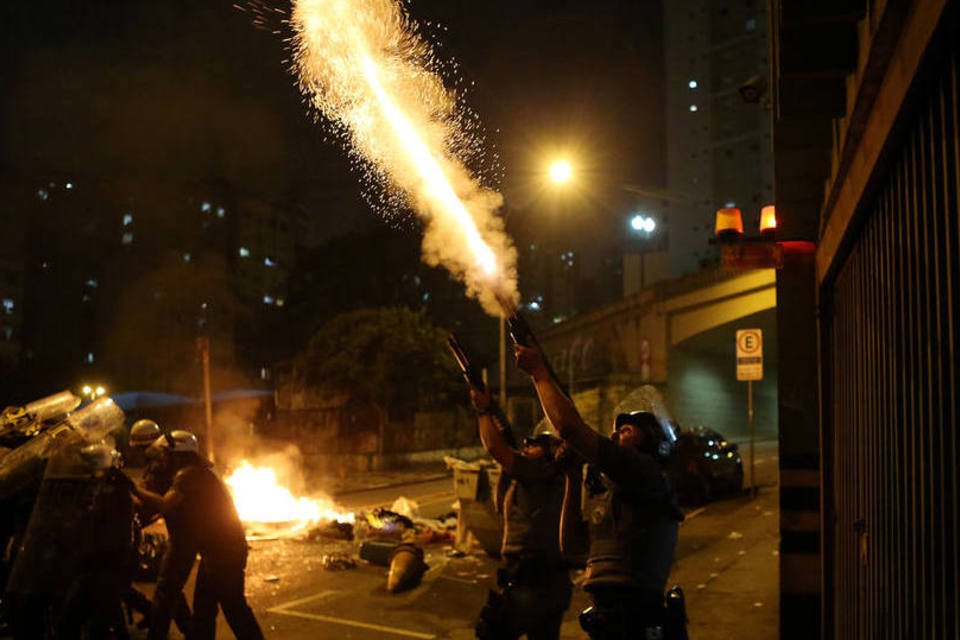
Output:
[514,344,548,380]
[469,388,493,414]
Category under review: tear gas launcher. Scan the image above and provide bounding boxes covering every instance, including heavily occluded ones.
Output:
[446,333,516,448]
[495,295,570,398]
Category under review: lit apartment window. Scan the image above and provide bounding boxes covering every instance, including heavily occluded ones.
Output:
[123,214,133,226]
[263,295,275,305]
[37,188,49,201]
[689,104,699,112]
[183,253,192,262]
[65,182,73,190]
[264,257,276,267]
[85,279,98,288]
[201,202,212,212]
[239,247,251,258]
[122,232,134,245]
[1,298,13,315]
[86,352,95,364]
[688,80,698,89]
[216,207,226,218]
[275,298,285,307]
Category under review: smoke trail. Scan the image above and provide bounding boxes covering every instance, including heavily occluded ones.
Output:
[291,0,517,313]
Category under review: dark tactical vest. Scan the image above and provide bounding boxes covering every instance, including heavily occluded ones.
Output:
[582,468,679,593]
[500,470,565,564]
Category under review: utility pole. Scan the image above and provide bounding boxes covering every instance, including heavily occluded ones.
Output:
[196,337,214,463]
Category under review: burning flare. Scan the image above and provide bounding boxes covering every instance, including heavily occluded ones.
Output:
[225,461,354,536]
[291,0,517,312]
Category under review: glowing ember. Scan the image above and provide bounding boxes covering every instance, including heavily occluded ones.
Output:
[291,0,517,312]
[225,461,354,535]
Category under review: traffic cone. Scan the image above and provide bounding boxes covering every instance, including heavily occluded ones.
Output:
[386,543,427,593]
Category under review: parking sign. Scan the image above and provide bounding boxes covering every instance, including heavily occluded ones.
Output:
[736,329,763,381]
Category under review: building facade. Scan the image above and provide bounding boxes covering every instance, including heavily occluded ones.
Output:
[664,0,774,276]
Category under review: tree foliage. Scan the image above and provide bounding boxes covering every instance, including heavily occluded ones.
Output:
[295,307,459,418]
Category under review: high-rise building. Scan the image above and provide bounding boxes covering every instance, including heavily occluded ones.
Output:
[9,175,305,396]
[663,0,774,276]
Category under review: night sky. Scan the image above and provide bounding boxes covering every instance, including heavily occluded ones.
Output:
[1,0,664,247]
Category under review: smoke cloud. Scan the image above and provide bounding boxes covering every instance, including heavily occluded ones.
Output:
[291,0,518,314]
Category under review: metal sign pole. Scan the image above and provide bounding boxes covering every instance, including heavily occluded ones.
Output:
[748,379,755,497]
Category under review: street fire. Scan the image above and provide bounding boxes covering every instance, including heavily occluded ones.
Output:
[291,0,517,313]
[225,461,354,536]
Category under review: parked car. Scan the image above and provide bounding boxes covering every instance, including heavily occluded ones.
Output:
[667,426,743,505]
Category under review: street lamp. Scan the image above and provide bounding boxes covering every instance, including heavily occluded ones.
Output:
[630,213,656,234]
[80,384,107,401]
[548,159,573,185]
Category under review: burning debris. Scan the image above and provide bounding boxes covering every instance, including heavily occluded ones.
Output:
[224,460,354,538]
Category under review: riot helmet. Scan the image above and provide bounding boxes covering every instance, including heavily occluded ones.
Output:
[613,411,676,459]
[157,429,199,454]
[129,419,161,448]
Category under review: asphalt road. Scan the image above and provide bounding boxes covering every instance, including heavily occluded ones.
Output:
[134,440,780,639]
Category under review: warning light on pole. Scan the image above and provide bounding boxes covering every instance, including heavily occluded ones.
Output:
[759,205,777,236]
[714,207,744,240]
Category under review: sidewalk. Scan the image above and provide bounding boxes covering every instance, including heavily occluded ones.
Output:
[672,485,780,638]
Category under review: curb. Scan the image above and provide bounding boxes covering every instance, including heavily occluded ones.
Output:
[332,472,453,497]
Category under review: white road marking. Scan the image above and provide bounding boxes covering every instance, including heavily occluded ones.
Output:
[267,608,437,638]
[268,590,337,611]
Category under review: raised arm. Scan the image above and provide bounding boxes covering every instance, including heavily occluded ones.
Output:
[514,344,601,463]
[471,388,517,474]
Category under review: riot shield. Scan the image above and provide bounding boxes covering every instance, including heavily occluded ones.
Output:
[0,397,124,503]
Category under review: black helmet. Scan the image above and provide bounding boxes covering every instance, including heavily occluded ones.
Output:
[613,411,676,459]
[521,433,559,459]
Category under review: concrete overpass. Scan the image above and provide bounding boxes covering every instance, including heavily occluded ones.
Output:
[530,268,778,439]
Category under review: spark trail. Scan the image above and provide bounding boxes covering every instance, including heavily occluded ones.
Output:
[291,0,516,311]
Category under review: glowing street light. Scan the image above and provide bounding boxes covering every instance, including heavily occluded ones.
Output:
[630,213,657,234]
[80,384,107,401]
[548,160,573,184]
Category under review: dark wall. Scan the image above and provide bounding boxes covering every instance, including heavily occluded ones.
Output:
[668,308,778,441]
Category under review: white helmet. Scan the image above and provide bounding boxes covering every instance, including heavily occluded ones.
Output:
[80,443,121,471]
[160,429,199,454]
[130,419,161,448]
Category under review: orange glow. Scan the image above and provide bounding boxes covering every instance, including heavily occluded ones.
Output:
[225,461,354,537]
[715,207,744,237]
[760,205,777,234]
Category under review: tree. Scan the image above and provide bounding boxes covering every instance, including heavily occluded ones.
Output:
[103,252,250,394]
[295,307,459,455]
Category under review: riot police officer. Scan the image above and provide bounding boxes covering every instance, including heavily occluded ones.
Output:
[515,344,684,639]
[131,430,263,640]
[471,388,574,640]
[125,419,192,634]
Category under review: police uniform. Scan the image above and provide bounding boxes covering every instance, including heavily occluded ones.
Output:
[477,453,571,639]
[579,437,682,638]
[148,459,263,640]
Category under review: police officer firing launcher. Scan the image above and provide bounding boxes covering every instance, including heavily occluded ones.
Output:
[470,387,575,640]
[448,333,576,639]
[514,342,686,640]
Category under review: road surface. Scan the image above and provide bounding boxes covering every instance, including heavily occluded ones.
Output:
[133,440,779,639]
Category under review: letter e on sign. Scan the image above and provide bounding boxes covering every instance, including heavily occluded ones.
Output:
[736,329,763,381]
